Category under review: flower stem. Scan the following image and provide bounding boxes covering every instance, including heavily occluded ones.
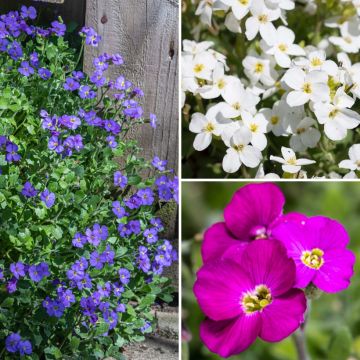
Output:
[293,328,310,360]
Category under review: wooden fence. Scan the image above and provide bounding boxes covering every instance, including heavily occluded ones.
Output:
[0,0,179,283]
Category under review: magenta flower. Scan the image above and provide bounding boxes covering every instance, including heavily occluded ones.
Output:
[272,216,355,293]
[194,239,306,358]
[202,183,285,262]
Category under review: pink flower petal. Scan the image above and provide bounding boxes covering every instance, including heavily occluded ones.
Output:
[270,212,307,232]
[193,259,252,321]
[224,183,285,240]
[260,289,307,342]
[241,239,296,296]
[202,222,242,263]
[200,314,261,358]
[314,248,355,293]
[221,243,247,263]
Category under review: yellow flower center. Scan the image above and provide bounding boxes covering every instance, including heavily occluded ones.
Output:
[217,78,226,89]
[302,82,312,94]
[250,123,258,132]
[204,122,215,133]
[297,127,306,134]
[311,57,323,67]
[254,62,264,73]
[232,102,241,110]
[242,285,272,314]
[271,116,279,125]
[233,144,244,152]
[287,157,297,165]
[301,248,324,269]
[278,43,288,52]
[329,109,339,118]
[258,14,268,24]
[238,0,249,5]
[193,63,204,73]
[345,37,352,44]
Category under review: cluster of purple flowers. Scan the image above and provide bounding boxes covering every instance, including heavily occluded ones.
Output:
[21,181,56,208]
[72,223,108,248]
[194,183,356,357]
[155,174,178,203]
[5,261,50,294]
[0,136,21,163]
[5,333,32,356]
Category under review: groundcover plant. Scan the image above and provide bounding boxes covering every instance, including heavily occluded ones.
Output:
[193,183,355,358]
[182,0,360,178]
[0,6,178,359]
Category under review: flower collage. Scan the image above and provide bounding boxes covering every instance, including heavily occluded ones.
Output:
[0,1,360,360]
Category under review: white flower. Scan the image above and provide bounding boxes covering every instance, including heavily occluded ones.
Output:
[265,0,295,10]
[294,49,338,76]
[222,127,262,173]
[314,87,360,141]
[182,40,214,55]
[189,52,217,81]
[189,105,230,151]
[217,77,260,118]
[198,63,235,99]
[255,164,281,178]
[289,117,321,152]
[245,0,280,41]
[283,68,330,106]
[270,147,315,173]
[243,54,278,86]
[329,20,360,53]
[242,111,268,150]
[339,144,360,170]
[195,0,214,26]
[261,26,305,68]
[221,0,252,20]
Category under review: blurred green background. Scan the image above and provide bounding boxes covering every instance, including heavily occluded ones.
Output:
[182,182,360,360]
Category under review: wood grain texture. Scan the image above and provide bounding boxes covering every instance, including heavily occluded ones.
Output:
[84,0,179,172]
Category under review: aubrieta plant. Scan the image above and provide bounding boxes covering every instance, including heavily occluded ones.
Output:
[194,183,355,358]
[0,6,178,360]
[182,0,360,178]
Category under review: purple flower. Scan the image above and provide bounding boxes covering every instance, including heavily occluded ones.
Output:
[66,266,84,281]
[101,246,115,264]
[21,182,38,198]
[80,26,101,47]
[21,5,37,20]
[61,115,82,130]
[30,52,39,67]
[194,239,307,357]
[86,227,101,246]
[18,340,32,356]
[112,201,127,218]
[272,216,356,293]
[7,277,17,293]
[72,71,84,80]
[118,268,130,284]
[64,77,80,91]
[72,233,87,248]
[6,143,21,162]
[114,171,128,189]
[152,156,167,171]
[150,113,157,128]
[58,289,75,308]
[48,136,64,154]
[124,195,142,210]
[93,55,109,71]
[29,262,50,282]
[18,61,34,77]
[104,310,118,330]
[202,183,287,263]
[140,322,151,333]
[8,41,22,60]
[137,255,151,273]
[79,85,96,99]
[38,68,52,80]
[104,120,121,135]
[5,333,21,353]
[10,262,26,279]
[40,189,55,208]
[106,135,118,148]
[150,218,163,231]
[113,282,124,297]
[116,303,126,313]
[123,99,143,118]
[90,251,104,270]
[44,298,65,318]
[144,228,158,244]
[137,188,154,206]
[111,54,124,66]
[76,273,92,290]
[90,70,106,87]
[114,76,131,90]
[51,21,66,36]
[128,220,141,234]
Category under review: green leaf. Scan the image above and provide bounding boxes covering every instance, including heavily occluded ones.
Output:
[139,294,156,309]
[44,346,62,359]
[1,297,14,308]
[95,321,110,336]
[328,326,352,360]
[70,336,80,351]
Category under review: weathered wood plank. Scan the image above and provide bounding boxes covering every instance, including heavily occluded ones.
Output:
[84,0,179,172]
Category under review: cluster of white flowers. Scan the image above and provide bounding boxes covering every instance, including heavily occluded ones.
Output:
[183,0,360,178]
